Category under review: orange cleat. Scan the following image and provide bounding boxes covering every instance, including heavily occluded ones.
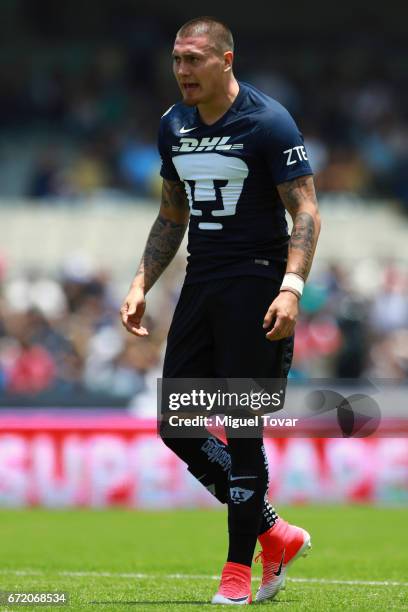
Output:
[255,518,311,602]
[212,561,252,605]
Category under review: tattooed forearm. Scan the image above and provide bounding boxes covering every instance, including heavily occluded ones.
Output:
[277,175,321,281]
[133,214,187,293]
[288,212,315,278]
[130,179,189,293]
[162,179,190,212]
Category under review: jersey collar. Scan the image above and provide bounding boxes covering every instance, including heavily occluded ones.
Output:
[194,81,247,130]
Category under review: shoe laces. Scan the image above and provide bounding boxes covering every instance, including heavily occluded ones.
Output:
[255,549,279,563]
[255,550,265,564]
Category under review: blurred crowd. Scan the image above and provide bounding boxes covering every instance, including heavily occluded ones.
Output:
[0,8,407,209]
[0,256,171,405]
[0,256,407,407]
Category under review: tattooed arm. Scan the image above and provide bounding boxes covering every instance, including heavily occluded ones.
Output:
[263,175,321,341]
[136,179,189,293]
[277,174,320,281]
[120,179,189,336]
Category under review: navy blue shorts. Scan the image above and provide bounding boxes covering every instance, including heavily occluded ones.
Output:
[163,276,294,380]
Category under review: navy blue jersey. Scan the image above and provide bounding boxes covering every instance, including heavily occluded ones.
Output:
[158,81,313,285]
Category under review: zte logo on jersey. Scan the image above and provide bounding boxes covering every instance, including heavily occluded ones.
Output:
[284,146,308,165]
[172,137,243,153]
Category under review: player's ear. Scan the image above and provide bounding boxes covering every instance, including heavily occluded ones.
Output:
[223,51,233,72]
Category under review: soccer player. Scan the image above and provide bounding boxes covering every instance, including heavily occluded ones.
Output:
[121,17,321,605]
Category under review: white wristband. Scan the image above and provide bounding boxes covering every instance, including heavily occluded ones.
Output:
[280,273,305,298]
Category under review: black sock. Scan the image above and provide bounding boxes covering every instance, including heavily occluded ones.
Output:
[226,437,269,567]
[227,533,258,567]
[160,431,279,535]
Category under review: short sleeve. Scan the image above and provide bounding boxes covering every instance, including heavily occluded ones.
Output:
[158,118,180,182]
[261,108,313,185]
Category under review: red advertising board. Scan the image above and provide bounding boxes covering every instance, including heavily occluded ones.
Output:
[0,415,407,507]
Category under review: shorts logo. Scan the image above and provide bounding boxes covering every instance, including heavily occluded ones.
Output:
[201,437,231,472]
[172,136,244,153]
[230,487,255,504]
[283,145,308,165]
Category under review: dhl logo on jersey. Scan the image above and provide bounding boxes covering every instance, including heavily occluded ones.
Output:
[172,136,244,153]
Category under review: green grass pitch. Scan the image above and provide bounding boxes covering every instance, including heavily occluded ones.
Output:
[0,506,407,610]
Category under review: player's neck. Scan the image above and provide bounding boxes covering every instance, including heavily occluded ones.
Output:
[197,78,240,126]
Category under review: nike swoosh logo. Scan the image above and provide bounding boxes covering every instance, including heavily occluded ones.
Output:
[230,475,258,481]
[180,126,197,133]
[274,549,286,576]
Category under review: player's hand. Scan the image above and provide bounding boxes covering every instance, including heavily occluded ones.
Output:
[120,286,149,337]
[263,291,299,341]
